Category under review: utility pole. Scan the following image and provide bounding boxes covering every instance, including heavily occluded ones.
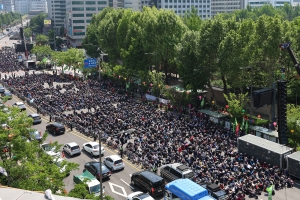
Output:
[99,131,103,200]
[20,15,28,60]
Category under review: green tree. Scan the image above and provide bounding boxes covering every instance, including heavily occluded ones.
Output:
[62,48,85,74]
[36,34,49,45]
[31,45,53,61]
[224,92,249,121]
[29,13,47,33]
[0,106,79,192]
[23,27,32,38]
[286,104,300,149]
[181,6,202,31]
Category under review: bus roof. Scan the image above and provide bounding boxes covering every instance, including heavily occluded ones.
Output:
[198,195,216,200]
[165,179,208,200]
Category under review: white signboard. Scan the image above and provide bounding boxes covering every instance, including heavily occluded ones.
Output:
[225,121,231,129]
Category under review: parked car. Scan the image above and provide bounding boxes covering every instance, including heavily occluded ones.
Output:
[28,130,42,142]
[12,102,26,111]
[41,142,60,157]
[28,113,42,124]
[2,91,12,99]
[127,191,155,200]
[160,163,194,183]
[46,123,65,135]
[84,161,111,180]
[131,171,165,197]
[103,155,124,172]
[83,141,105,157]
[52,156,70,176]
[0,86,5,93]
[63,142,81,156]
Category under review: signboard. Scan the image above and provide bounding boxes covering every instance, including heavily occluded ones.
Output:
[18,55,23,62]
[44,20,51,25]
[84,58,97,68]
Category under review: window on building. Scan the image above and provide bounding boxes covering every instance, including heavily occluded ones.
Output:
[165,5,168,8]
[86,20,91,23]
[73,20,84,23]
[98,0,106,3]
[72,7,84,11]
[74,32,85,36]
[98,7,105,10]
[86,13,94,17]
[86,7,96,11]
[72,1,84,4]
[73,26,85,29]
[73,13,84,17]
[86,1,95,4]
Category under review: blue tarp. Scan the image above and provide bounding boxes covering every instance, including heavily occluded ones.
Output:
[165,179,208,200]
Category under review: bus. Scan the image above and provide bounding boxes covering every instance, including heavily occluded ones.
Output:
[164,179,216,200]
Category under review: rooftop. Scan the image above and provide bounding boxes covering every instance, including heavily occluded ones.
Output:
[288,151,300,161]
[0,187,83,200]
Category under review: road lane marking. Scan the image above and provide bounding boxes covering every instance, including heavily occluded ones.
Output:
[11,94,141,171]
[108,182,127,197]
[121,179,134,190]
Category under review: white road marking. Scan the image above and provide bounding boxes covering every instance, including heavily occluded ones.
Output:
[121,179,134,189]
[108,182,127,197]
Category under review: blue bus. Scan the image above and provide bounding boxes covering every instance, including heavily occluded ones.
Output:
[164,179,216,200]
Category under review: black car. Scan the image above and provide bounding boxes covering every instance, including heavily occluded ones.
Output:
[131,171,165,197]
[84,161,111,180]
[46,123,65,135]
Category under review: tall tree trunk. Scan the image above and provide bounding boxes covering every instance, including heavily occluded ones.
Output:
[164,60,169,85]
[221,74,228,95]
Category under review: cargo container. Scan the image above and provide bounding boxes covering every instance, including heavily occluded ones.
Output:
[287,151,300,179]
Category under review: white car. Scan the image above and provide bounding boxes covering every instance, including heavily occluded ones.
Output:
[52,156,69,176]
[41,143,60,157]
[63,142,81,156]
[127,191,154,200]
[82,141,105,156]
[103,155,124,171]
[12,102,26,111]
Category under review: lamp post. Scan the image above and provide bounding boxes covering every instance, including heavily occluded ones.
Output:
[99,130,103,200]
[240,66,253,118]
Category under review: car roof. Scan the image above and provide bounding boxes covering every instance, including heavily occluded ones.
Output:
[85,142,98,146]
[52,122,64,127]
[108,155,122,161]
[139,171,164,183]
[66,142,78,147]
[15,102,24,105]
[29,113,40,117]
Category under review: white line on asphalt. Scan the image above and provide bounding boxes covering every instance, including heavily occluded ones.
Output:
[121,179,134,190]
[108,182,128,197]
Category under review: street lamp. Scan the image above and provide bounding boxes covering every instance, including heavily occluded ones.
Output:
[99,130,103,200]
[240,66,253,118]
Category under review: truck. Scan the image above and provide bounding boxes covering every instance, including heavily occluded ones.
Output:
[24,60,36,70]
[164,179,216,200]
[73,170,105,197]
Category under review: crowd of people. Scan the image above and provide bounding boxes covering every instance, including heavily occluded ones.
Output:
[1,68,295,199]
[0,48,23,73]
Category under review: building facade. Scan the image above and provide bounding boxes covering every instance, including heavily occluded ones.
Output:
[2,0,14,12]
[15,0,30,14]
[65,0,109,47]
[245,0,292,8]
[30,0,48,13]
[48,0,66,35]
[124,0,140,10]
[211,0,242,17]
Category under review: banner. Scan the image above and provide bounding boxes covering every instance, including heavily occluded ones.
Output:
[44,20,51,25]
[145,94,156,101]
[159,98,170,104]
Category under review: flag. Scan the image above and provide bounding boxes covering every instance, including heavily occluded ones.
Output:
[245,120,249,134]
[126,82,130,89]
[235,118,239,136]
[240,117,245,130]
[200,98,205,108]
[0,166,7,176]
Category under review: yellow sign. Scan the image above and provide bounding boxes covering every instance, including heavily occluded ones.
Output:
[44,20,51,25]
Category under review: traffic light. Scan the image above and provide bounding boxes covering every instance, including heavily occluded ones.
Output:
[277,80,287,145]
[103,55,109,62]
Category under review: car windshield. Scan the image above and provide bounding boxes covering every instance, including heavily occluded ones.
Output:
[90,185,100,194]
[184,172,194,179]
[33,116,41,119]
[137,193,152,199]
[43,144,55,151]
[152,179,164,187]
[93,145,99,149]
[114,160,122,164]
[71,146,79,150]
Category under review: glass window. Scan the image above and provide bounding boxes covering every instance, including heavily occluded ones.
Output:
[73,20,84,23]
[73,26,85,29]
[98,7,105,10]
[72,7,84,11]
[72,1,84,4]
[86,7,96,11]
[98,0,106,4]
[73,13,84,17]
[74,32,85,35]
[86,13,94,17]
[86,20,91,23]
[86,1,95,4]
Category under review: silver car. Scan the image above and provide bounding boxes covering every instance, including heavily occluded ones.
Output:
[28,113,42,124]
[63,142,81,156]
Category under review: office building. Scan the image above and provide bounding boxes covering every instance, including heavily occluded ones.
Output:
[30,0,48,13]
[2,0,14,12]
[15,0,30,14]
[65,0,109,47]
[48,0,66,35]
[245,0,292,8]
[124,0,140,10]
[211,0,242,17]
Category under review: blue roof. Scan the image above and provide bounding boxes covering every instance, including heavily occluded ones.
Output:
[198,195,217,200]
[165,179,208,200]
